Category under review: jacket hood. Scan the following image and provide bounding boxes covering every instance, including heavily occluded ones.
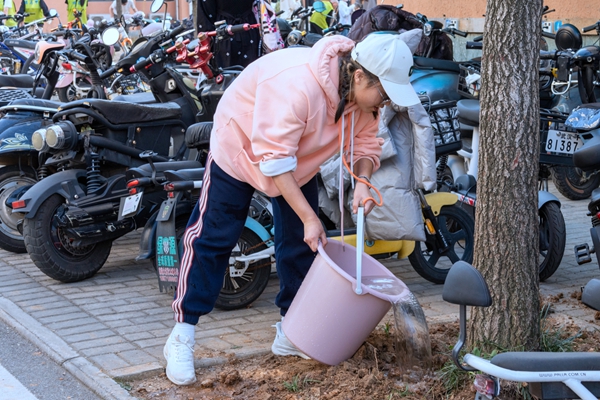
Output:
[308,35,356,119]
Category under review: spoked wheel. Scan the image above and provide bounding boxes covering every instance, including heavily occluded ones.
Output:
[0,166,37,253]
[408,204,475,284]
[538,201,566,281]
[551,165,600,200]
[216,227,272,310]
[22,194,112,282]
[57,77,92,102]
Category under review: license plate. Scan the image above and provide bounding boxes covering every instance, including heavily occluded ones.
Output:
[120,192,142,218]
[545,129,583,155]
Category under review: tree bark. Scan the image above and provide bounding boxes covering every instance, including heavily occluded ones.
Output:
[469,0,543,352]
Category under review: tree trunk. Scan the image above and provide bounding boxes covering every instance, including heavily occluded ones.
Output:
[469,0,543,352]
[193,0,198,35]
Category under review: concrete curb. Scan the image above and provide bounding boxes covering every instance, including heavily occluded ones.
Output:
[0,297,134,400]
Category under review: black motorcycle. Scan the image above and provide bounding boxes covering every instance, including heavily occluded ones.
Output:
[12,21,256,282]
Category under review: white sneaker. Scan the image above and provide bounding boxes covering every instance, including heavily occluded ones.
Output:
[271,321,310,359]
[163,333,197,385]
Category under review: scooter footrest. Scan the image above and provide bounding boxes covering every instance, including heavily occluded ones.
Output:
[574,243,592,265]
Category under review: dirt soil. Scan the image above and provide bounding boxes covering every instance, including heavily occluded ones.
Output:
[125,292,600,400]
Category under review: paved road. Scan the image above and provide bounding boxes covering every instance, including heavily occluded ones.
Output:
[0,320,100,400]
[0,184,598,399]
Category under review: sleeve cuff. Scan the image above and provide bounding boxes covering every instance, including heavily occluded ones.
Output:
[259,156,298,177]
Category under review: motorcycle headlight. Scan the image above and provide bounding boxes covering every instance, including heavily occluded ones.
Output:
[45,121,77,150]
[31,129,49,152]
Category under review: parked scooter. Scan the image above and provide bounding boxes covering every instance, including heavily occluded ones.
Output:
[11,19,259,282]
[444,261,600,399]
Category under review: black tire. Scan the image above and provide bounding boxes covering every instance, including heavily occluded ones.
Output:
[538,201,566,281]
[0,166,37,253]
[22,194,112,283]
[21,53,36,74]
[408,204,475,284]
[215,227,271,310]
[551,165,600,200]
[57,78,92,103]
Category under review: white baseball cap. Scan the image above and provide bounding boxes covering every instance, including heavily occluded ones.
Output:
[351,33,420,107]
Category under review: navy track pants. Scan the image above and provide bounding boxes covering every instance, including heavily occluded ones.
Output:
[172,154,318,325]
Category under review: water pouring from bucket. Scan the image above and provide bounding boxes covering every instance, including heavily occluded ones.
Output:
[282,204,432,371]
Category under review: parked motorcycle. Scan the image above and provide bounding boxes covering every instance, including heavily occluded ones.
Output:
[11,19,259,282]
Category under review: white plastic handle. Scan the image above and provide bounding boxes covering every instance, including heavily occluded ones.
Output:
[355,205,364,295]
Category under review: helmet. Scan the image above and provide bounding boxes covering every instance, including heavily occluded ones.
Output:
[555,23,582,51]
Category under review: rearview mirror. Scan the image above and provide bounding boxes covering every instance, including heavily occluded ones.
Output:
[102,26,120,46]
[151,0,165,13]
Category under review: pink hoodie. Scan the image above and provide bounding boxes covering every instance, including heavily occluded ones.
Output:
[209,35,382,198]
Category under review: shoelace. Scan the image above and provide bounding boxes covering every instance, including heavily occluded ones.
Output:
[171,334,194,363]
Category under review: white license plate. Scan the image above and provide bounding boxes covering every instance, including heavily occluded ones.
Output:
[120,192,142,218]
[545,129,583,155]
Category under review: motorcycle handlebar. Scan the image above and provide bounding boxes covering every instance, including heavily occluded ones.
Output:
[539,50,558,60]
[466,41,483,50]
[169,24,186,39]
[99,66,116,79]
[450,28,467,37]
[541,31,555,39]
[130,57,153,73]
[583,22,599,32]
[65,49,87,62]
[226,23,259,35]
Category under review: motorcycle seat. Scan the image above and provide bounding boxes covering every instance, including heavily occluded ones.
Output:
[58,98,182,125]
[8,98,62,109]
[126,160,203,181]
[0,74,44,88]
[164,168,205,182]
[4,39,37,50]
[185,122,213,149]
[413,56,461,73]
[111,92,156,104]
[456,99,480,126]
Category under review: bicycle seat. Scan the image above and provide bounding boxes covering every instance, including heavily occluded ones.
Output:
[492,351,600,371]
[164,168,205,182]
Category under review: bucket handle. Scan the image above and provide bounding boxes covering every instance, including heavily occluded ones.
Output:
[355,205,364,295]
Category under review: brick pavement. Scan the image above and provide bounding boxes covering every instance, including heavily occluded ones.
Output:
[0,185,598,399]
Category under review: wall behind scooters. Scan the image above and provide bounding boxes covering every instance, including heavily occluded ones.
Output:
[381,0,600,61]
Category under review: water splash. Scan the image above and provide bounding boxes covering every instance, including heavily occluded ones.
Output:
[362,276,432,374]
[393,292,432,374]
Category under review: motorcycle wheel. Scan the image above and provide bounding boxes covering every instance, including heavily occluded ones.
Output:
[22,194,112,283]
[550,165,600,200]
[57,78,92,103]
[538,201,565,281]
[216,227,271,310]
[0,166,37,253]
[408,204,475,284]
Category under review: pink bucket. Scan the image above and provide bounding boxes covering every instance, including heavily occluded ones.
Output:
[282,239,409,365]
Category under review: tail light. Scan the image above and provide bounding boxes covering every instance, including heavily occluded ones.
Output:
[62,62,72,70]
